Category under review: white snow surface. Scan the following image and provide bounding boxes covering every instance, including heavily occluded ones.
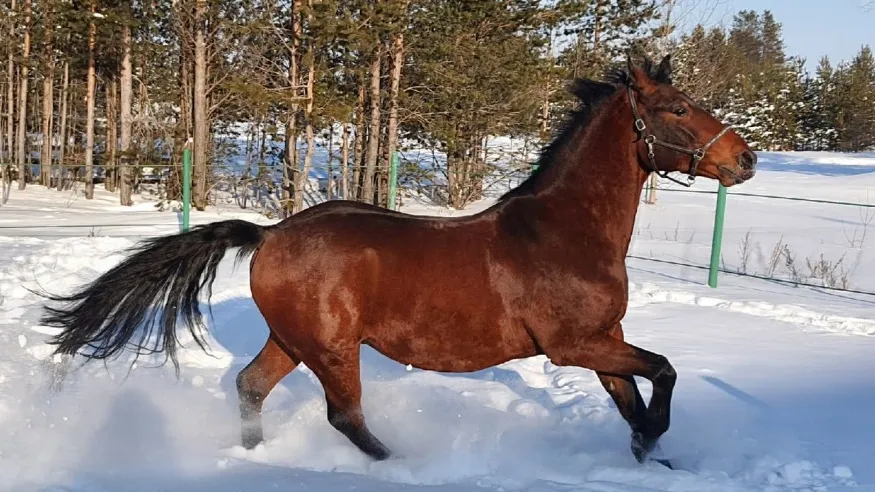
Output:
[1,151,874,491]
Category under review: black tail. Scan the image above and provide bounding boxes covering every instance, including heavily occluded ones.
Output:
[40,219,268,372]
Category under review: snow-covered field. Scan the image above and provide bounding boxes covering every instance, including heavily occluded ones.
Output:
[1,151,874,492]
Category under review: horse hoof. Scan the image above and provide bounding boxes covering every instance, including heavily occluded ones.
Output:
[631,432,674,469]
[241,432,264,450]
[631,431,653,463]
[651,457,674,469]
[369,448,392,461]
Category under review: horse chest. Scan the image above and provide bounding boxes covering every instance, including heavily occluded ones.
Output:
[527,268,628,330]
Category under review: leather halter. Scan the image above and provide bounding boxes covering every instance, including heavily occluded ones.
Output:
[627,85,732,187]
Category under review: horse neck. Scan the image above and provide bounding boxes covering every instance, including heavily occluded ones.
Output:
[531,93,649,251]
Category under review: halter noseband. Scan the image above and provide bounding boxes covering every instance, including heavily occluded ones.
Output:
[627,85,732,187]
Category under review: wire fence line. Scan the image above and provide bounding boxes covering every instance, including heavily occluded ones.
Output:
[4,172,874,298]
[636,179,875,297]
[7,217,873,297]
[0,223,176,229]
[626,255,875,298]
[650,187,875,209]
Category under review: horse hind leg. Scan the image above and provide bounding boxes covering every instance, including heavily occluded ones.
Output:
[236,334,299,449]
[306,345,392,460]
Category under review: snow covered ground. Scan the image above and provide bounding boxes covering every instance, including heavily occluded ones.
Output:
[1,151,874,492]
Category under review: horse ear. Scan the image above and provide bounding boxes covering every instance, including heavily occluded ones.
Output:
[625,53,653,91]
[655,54,672,84]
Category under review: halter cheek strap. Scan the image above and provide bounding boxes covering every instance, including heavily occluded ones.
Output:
[627,85,732,188]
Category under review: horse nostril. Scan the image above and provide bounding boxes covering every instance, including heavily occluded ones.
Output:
[739,150,757,169]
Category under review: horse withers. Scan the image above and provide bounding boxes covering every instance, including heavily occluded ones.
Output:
[40,54,756,468]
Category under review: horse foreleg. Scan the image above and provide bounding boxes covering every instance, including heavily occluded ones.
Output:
[596,324,648,431]
[551,327,677,464]
[236,335,299,449]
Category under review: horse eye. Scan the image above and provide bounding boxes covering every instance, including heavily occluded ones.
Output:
[672,107,687,117]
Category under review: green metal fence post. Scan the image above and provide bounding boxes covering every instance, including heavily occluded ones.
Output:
[182,147,191,233]
[388,151,399,210]
[708,183,727,287]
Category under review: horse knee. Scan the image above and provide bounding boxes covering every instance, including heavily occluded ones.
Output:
[653,356,676,387]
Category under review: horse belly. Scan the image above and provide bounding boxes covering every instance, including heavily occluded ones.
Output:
[364,310,538,373]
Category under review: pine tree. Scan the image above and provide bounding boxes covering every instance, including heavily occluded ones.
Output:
[840,45,875,151]
[405,0,552,208]
[728,10,760,70]
[760,10,784,66]
[557,0,659,79]
[798,57,838,150]
[771,57,804,150]
[672,24,736,108]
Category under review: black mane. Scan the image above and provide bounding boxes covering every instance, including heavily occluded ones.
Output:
[498,57,671,202]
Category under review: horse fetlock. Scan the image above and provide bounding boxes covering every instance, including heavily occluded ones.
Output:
[646,411,671,437]
[238,388,265,409]
[631,431,657,463]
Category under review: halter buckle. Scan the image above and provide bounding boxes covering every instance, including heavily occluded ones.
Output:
[634,119,647,132]
[693,148,705,160]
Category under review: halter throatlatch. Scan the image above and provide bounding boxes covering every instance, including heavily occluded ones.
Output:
[627,85,732,187]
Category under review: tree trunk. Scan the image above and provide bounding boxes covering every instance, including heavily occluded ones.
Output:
[40,66,53,187]
[351,84,364,200]
[5,0,13,166]
[540,94,550,141]
[191,0,209,210]
[27,87,35,184]
[0,65,4,204]
[293,2,315,214]
[385,32,404,207]
[446,147,459,208]
[362,48,381,205]
[341,121,350,200]
[593,0,603,67]
[172,30,192,202]
[70,106,78,187]
[39,3,53,187]
[16,0,30,190]
[2,0,14,203]
[257,122,267,206]
[283,0,301,216]
[240,118,255,209]
[646,173,658,204]
[326,125,334,200]
[84,0,96,199]
[119,24,133,206]
[104,77,117,192]
[58,59,68,191]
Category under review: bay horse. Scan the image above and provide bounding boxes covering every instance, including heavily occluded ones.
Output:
[40,55,756,468]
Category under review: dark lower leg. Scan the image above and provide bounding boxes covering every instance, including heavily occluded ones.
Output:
[309,350,392,460]
[597,322,648,431]
[327,401,391,460]
[598,373,647,432]
[236,335,298,449]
